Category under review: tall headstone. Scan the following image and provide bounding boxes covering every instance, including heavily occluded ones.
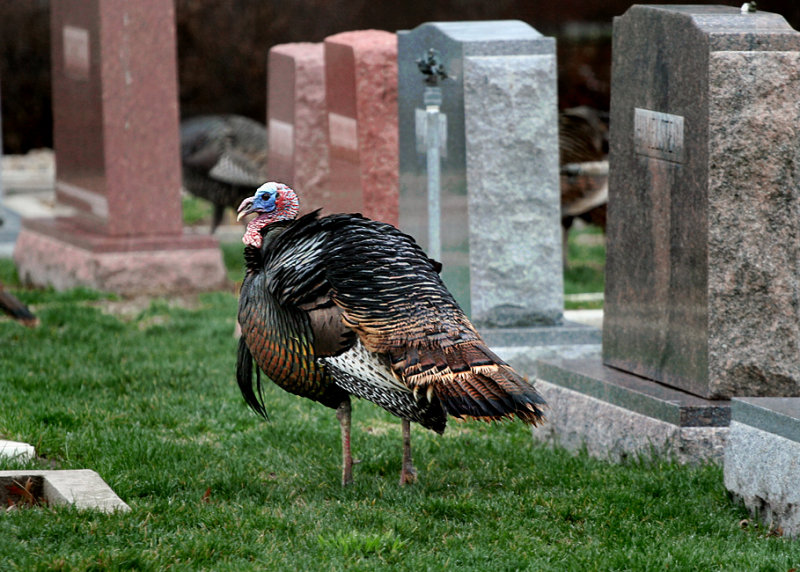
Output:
[324,30,398,226]
[398,21,562,327]
[533,5,800,465]
[603,5,800,399]
[267,43,329,213]
[13,0,226,294]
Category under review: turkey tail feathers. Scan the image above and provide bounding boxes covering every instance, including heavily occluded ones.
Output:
[236,336,269,419]
[402,341,546,426]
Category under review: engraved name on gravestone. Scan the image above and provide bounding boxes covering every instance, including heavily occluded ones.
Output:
[633,109,684,164]
[398,21,561,327]
[603,5,800,398]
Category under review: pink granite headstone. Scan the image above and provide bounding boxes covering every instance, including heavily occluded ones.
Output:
[13,0,226,295]
[324,30,398,226]
[267,43,329,214]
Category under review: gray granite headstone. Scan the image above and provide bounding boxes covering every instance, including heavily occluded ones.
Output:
[603,5,800,398]
[398,21,562,328]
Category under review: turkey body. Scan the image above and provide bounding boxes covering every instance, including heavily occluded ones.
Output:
[559,106,609,231]
[237,202,545,485]
[180,115,268,233]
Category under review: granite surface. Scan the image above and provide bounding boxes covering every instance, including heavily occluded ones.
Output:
[22,2,228,293]
[324,30,398,226]
[724,421,800,537]
[603,5,800,398]
[538,358,731,428]
[397,21,559,326]
[730,397,800,444]
[268,43,330,212]
[464,53,561,328]
[14,223,227,295]
[51,0,184,237]
[532,378,728,465]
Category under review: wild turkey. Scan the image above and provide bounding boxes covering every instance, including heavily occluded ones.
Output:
[559,106,609,231]
[0,282,38,327]
[180,114,268,233]
[235,182,546,486]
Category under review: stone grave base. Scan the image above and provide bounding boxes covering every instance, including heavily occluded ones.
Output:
[0,470,130,513]
[485,322,603,379]
[724,398,800,538]
[14,217,228,295]
[531,358,730,465]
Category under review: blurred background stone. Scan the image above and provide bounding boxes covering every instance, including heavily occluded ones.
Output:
[3,1,798,155]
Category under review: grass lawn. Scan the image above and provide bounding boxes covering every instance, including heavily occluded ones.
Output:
[564,224,605,310]
[1,251,798,570]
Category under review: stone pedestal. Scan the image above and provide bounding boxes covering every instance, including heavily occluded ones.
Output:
[14,0,226,294]
[603,5,800,399]
[532,359,728,465]
[724,398,800,537]
[268,43,329,213]
[535,6,800,465]
[324,30,398,226]
[398,21,561,326]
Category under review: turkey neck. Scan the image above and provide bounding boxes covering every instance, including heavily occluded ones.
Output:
[243,220,294,273]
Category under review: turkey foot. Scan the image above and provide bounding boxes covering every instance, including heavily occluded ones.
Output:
[399,419,417,485]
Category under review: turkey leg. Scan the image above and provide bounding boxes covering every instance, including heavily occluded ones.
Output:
[336,399,354,486]
[399,419,417,485]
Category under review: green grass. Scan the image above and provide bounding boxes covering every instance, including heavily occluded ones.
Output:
[1,257,798,570]
[181,194,214,227]
[564,224,605,310]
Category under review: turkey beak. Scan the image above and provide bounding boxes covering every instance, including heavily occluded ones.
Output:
[236,196,255,221]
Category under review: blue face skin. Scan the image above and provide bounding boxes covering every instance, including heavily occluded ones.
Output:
[252,187,278,213]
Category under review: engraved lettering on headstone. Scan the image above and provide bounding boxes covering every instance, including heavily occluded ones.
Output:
[634,108,685,163]
[63,25,90,81]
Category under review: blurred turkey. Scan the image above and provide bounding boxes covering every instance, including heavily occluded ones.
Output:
[0,282,37,327]
[180,114,269,233]
[236,182,545,486]
[559,106,609,262]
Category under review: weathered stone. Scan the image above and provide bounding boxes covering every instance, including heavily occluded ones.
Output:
[0,470,130,513]
[725,400,800,538]
[267,43,329,212]
[14,0,226,294]
[324,30,398,225]
[531,378,728,465]
[0,440,35,461]
[530,358,730,464]
[15,221,226,295]
[398,21,561,326]
[603,5,800,398]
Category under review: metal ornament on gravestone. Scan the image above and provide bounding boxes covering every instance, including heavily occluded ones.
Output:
[415,48,448,262]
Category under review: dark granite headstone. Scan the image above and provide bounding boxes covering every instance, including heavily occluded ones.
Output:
[603,5,800,398]
[13,0,225,294]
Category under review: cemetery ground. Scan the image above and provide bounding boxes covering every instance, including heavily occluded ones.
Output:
[1,233,798,570]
